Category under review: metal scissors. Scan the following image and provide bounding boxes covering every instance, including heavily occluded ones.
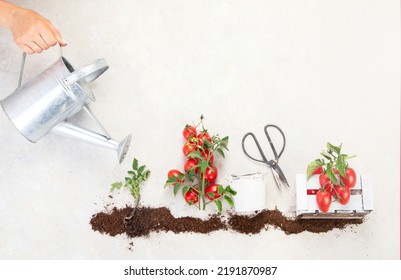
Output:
[241,124,290,188]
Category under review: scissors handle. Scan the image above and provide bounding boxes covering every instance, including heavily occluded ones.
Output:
[241,132,270,164]
[264,124,286,160]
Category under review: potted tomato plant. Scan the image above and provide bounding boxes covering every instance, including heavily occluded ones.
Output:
[307,142,357,212]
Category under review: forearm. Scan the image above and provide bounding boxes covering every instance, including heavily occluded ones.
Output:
[1,1,66,53]
[0,0,20,29]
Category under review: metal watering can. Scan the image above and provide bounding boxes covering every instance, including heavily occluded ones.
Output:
[1,50,131,163]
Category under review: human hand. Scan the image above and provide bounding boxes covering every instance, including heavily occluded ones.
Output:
[9,7,67,54]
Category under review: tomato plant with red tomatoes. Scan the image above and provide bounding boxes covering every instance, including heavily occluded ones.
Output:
[307,142,357,212]
[165,115,236,213]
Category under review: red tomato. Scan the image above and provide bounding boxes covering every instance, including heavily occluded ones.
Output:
[201,150,214,164]
[183,125,197,140]
[205,183,222,200]
[184,188,199,205]
[316,190,332,213]
[182,142,198,157]
[312,166,324,175]
[340,167,357,188]
[197,132,212,146]
[319,173,334,193]
[167,169,184,184]
[333,185,351,205]
[184,158,199,173]
[204,166,218,183]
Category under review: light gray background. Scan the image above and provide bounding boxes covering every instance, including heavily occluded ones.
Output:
[0,0,399,259]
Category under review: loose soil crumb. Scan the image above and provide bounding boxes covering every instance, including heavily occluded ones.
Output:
[90,206,363,238]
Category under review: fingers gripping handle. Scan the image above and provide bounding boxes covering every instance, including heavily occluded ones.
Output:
[17,44,64,88]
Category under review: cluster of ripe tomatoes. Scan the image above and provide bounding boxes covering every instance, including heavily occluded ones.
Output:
[307,142,358,213]
[313,166,357,212]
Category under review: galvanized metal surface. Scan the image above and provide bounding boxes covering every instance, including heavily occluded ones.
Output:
[1,53,131,163]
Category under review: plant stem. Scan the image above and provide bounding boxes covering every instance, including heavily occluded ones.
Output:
[135,195,140,209]
[201,174,206,210]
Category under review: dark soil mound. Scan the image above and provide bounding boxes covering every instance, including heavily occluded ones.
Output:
[90,206,363,238]
[90,207,132,236]
[123,206,226,237]
[228,209,362,235]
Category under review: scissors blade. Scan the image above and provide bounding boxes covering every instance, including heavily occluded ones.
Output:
[272,164,290,188]
[270,167,282,189]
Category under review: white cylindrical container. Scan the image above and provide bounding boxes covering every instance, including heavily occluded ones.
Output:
[229,173,267,212]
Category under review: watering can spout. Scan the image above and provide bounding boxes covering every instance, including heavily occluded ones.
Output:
[51,121,132,164]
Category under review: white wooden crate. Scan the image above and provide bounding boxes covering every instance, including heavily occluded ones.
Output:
[296,174,373,219]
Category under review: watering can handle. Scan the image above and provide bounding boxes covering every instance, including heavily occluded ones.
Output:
[17,53,27,88]
[63,59,109,86]
[17,45,64,88]
[16,45,108,87]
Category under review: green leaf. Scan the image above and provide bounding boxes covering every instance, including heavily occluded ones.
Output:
[214,199,223,213]
[306,159,325,179]
[224,195,234,207]
[187,151,202,160]
[132,158,138,170]
[220,136,229,150]
[164,181,173,188]
[225,185,237,196]
[217,185,225,195]
[199,160,209,174]
[128,171,135,175]
[326,166,337,185]
[177,173,185,181]
[110,181,122,191]
[216,148,225,158]
[207,192,215,198]
[344,154,357,160]
[203,140,212,149]
[335,160,347,177]
[327,142,341,155]
[143,170,151,180]
[166,176,178,185]
[173,183,182,196]
[187,169,196,182]
[321,151,332,161]
[182,186,189,197]
[125,177,132,185]
[138,165,146,174]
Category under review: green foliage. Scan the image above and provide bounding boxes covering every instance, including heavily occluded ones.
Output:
[110,158,151,208]
[306,142,356,184]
